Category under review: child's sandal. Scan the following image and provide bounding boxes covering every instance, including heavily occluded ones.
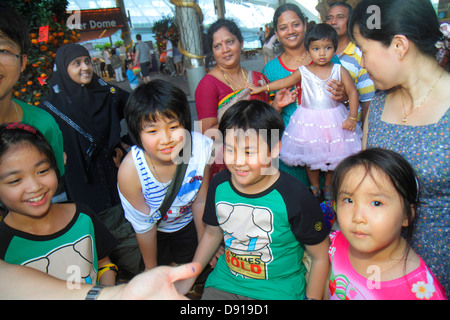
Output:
[309,186,321,198]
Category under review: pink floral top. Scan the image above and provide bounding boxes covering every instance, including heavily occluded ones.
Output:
[328,231,447,300]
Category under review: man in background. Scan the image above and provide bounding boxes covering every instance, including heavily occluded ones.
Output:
[134,34,152,83]
[325,1,375,125]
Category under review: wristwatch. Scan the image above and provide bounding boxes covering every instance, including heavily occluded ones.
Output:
[85,285,105,300]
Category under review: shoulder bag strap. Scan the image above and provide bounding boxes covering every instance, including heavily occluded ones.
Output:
[157,161,189,225]
[43,101,94,143]
[42,101,98,160]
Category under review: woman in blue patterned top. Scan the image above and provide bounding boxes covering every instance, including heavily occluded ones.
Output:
[349,0,450,296]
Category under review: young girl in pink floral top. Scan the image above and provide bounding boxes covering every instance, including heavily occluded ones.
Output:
[328,148,446,300]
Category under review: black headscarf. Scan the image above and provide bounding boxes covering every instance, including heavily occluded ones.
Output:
[40,43,126,213]
[46,43,120,147]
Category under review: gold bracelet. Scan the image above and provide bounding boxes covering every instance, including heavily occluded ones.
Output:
[266,83,270,92]
[348,116,357,121]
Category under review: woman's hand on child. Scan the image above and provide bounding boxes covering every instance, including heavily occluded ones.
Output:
[274,87,298,109]
[342,117,357,131]
[327,79,347,102]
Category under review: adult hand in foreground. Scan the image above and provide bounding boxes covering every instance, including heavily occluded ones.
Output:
[110,262,202,300]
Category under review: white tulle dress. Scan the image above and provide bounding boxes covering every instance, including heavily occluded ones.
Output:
[279,64,362,171]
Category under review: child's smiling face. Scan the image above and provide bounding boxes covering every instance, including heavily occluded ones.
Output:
[0,143,57,219]
[139,114,187,166]
[223,128,280,194]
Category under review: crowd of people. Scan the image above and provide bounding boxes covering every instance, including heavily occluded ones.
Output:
[0,0,448,300]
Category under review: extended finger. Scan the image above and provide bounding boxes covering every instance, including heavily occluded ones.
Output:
[170,262,202,282]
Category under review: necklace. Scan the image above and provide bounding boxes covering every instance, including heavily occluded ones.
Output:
[283,52,307,107]
[401,70,444,123]
[11,100,20,121]
[148,155,163,182]
[284,51,308,65]
[219,67,247,92]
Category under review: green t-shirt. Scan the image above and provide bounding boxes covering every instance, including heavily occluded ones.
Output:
[0,202,117,284]
[15,99,65,176]
[203,170,328,300]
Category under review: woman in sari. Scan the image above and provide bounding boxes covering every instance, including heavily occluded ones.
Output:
[195,18,295,175]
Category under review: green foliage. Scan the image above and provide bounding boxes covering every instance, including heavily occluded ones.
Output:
[152,15,178,53]
[6,0,80,106]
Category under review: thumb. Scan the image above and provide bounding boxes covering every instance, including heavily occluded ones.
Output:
[169,262,202,282]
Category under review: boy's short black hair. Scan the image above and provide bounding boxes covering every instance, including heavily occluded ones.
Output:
[218,100,284,151]
[0,2,31,55]
[305,23,338,52]
[125,79,192,150]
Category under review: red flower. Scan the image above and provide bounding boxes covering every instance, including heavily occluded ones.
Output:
[329,278,336,296]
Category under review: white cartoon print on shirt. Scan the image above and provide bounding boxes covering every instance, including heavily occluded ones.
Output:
[216,202,274,279]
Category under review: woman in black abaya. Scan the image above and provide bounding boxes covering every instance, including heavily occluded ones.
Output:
[40,44,129,214]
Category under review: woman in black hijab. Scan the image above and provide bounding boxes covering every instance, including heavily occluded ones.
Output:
[40,44,129,214]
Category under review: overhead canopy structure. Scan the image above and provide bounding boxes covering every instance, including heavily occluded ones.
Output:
[67,0,321,31]
[66,0,322,49]
[237,0,321,23]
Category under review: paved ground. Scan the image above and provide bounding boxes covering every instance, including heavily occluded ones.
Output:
[106,51,268,124]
